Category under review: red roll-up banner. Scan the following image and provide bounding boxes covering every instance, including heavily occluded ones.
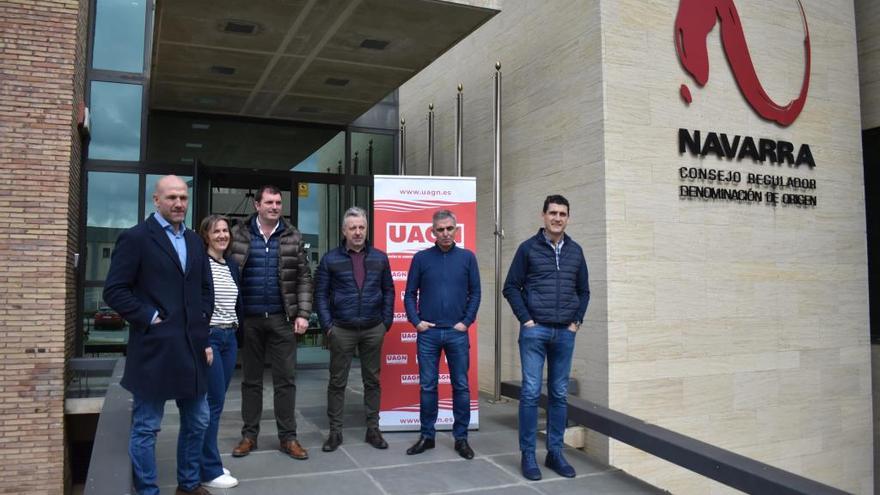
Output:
[374,175,479,431]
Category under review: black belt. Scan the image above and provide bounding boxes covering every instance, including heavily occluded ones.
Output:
[247,312,285,319]
[214,323,238,329]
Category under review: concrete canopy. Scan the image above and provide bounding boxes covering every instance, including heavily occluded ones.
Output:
[150,0,499,125]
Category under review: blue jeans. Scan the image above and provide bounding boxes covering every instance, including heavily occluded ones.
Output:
[130,394,209,495]
[518,323,576,453]
[417,327,471,439]
[200,326,238,482]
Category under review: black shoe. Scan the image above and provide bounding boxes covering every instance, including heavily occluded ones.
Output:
[454,439,474,460]
[365,427,388,449]
[545,450,576,478]
[406,436,435,455]
[322,431,342,452]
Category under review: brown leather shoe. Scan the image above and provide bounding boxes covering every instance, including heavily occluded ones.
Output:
[280,439,309,460]
[232,437,256,457]
[175,486,212,495]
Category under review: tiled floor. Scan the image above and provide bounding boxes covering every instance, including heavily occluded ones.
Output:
[155,367,664,495]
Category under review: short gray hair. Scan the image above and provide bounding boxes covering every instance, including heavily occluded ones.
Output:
[342,206,368,228]
[432,209,456,225]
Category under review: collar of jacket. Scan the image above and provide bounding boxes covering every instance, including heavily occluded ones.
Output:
[338,238,372,252]
[534,228,571,247]
[247,213,293,239]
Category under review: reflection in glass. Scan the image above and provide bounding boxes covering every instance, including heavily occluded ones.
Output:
[147,112,342,172]
[145,174,193,229]
[89,81,142,161]
[92,0,147,73]
[210,188,292,230]
[297,183,340,363]
[86,172,139,281]
[352,132,394,176]
[298,183,340,266]
[353,186,372,214]
[292,132,345,174]
[83,287,129,353]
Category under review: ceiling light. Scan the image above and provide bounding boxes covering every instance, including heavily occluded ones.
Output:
[210,65,236,75]
[324,78,349,87]
[180,158,194,163]
[360,39,389,50]
[185,143,203,148]
[191,123,210,130]
[223,20,259,35]
[196,96,219,105]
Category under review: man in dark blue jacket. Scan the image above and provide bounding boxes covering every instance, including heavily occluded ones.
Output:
[227,185,313,461]
[404,209,481,460]
[503,194,589,482]
[103,175,214,495]
[315,207,394,453]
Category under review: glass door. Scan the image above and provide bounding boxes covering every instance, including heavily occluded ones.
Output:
[295,181,342,366]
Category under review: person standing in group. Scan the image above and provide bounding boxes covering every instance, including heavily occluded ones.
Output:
[103,175,214,495]
[197,215,242,489]
[503,194,589,481]
[228,185,313,461]
[315,207,395,453]
[404,209,481,460]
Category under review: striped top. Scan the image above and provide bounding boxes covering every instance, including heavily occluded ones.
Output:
[209,257,239,327]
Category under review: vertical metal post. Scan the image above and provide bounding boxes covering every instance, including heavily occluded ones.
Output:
[368,139,374,176]
[427,103,434,176]
[455,84,463,176]
[493,62,504,402]
[399,118,406,175]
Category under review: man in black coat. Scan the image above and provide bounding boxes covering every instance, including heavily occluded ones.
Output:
[104,175,214,495]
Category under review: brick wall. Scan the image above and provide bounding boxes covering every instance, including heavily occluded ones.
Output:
[0,0,87,493]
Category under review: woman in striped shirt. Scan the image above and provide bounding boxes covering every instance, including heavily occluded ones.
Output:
[198,214,243,489]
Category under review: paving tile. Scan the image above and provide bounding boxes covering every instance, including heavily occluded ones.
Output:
[534,470,666,494]
[226,470,383,495]
[454,485,544,495]
[151,368,661,495]
[345,434,462,468]
[489,448,611,481]
[157,445,358,487]
[369,458,520,495]
[465,429,521,455]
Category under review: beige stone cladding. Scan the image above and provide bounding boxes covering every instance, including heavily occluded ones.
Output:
[603,0,871,493]
[857,0,880,130]
[397,0,610,455]
[0,0,87,493]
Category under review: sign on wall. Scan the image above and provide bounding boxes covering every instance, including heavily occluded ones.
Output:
[673,0,818,207]
[374,175,480,431]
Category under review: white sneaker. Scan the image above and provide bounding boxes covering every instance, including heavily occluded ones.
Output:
[223,467,230,476]
[204,473,239,488]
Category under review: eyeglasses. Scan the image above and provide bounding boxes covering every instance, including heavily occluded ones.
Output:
[434,226,456,233]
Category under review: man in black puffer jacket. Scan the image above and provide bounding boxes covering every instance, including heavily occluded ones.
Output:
[227,185,313,462]
[503,194,589,482]
[315,207,394,453]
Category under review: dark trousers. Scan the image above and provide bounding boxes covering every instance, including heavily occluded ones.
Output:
[240,313,298,442]
[327,323,386,431]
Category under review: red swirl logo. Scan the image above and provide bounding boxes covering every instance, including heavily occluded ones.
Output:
[675,0,811,126]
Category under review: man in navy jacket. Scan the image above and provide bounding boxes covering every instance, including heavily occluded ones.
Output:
[503,194,589,482]
[404,209,481,460]
[315,207,394,453]
[103,175,214,495]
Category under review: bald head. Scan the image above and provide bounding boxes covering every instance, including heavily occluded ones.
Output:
[153,175,189,229]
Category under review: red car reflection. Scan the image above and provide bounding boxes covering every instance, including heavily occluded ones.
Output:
[93,306,125,329]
